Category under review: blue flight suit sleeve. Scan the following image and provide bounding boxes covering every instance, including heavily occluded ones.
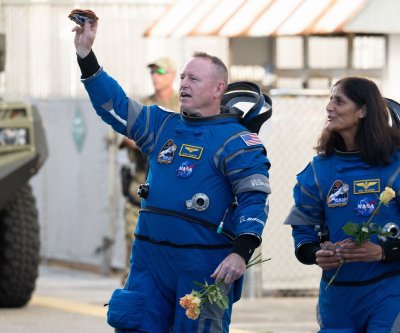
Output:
[215,133,271,243]
[82,67,176,157]
[286,160,325,257]
[82,68,145,138]
[294,161,325,224]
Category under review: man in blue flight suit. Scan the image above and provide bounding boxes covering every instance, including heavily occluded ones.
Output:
[72,18,271,333]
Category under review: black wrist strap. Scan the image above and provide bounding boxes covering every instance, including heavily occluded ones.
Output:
[296,242,321,265]
[232,234,260,264]
[380,237,400,263]
[77,49,100,79]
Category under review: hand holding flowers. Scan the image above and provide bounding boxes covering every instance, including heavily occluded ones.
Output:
[342,186,395,243]
[179,280,228,320]
[325,186,395,289]
[179,253,270,320]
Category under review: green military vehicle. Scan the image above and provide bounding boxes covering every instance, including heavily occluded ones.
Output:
[0,33,48,307]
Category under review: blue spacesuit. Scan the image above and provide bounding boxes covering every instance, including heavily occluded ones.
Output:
[286,151,400,332]
[82,68,271,332]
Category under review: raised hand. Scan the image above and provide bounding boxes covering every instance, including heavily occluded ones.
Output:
[72,19,98,58]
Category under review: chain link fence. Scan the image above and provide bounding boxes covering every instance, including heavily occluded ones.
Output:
[258,92,329,293]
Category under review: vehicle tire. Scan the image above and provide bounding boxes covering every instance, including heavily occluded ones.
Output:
[0,184,40,307]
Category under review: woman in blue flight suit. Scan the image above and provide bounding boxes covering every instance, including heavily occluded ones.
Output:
[285,77,400,333]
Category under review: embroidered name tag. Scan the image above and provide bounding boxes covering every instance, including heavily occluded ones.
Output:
[179,144,203,160]
[353,179,380,194]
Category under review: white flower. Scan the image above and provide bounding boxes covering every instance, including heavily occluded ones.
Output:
[380,187,396,205]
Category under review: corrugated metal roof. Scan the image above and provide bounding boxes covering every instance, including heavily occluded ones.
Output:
[345,0,400,34]
[144,0,368,37]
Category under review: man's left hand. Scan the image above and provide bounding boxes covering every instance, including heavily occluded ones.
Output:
[211,253,246,285]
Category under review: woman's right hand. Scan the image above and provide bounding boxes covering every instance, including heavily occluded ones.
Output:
[315,241,343,270]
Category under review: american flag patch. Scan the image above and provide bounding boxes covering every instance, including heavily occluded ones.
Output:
[240,133,262,146]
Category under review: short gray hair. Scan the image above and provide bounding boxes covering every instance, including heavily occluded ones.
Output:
[192,52,228,85]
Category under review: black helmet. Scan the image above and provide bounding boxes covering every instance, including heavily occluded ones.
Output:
[222,81,272,134]
[385,97,400,128]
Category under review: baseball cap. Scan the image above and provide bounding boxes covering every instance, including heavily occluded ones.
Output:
[147,57,176,73]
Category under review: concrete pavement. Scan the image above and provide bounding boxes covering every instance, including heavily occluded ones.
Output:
[29,264,319,333]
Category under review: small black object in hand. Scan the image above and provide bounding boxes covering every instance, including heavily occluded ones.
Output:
[68,9,99,26]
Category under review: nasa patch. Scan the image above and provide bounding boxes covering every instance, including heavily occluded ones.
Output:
[177,161,195,178]
[355,197,379,217]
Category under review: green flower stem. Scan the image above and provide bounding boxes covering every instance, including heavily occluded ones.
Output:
[246,258,271,269]
[364,201,382,231]
[325,261,344,290]
[197,281,222,296]
[246,253,271,269]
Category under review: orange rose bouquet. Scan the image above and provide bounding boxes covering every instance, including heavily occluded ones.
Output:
[180,253,270,320]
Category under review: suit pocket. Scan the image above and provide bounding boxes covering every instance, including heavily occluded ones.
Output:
[107,288,146,330]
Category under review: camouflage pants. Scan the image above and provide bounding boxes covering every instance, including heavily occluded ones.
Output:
[121,200,139,285]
